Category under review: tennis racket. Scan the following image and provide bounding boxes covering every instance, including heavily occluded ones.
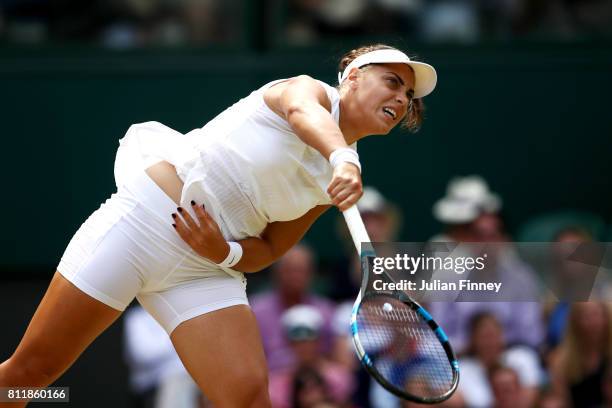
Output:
[343,205,459,404]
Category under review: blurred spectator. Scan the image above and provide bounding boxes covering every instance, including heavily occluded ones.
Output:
[458,312,543,408]
[431,175,501,232]
[550,302,612,408]
[330,300,374,407]
[329,301,357,371]
[543,227,596,361]
[268,304,354,408]
[489,365,528,408]
[179,0,242,45]
[281,0,418,45]
[538,391,569,408]
[428,175,544,351]
[290,366,341,408]
[421,1,480,43]
[123,305,201,408]
[251,244,336,373]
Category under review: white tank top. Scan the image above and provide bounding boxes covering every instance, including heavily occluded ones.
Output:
[114,79,354,242]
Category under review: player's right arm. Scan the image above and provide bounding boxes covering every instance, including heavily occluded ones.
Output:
[272,75,346,159]
[266,75,363,211]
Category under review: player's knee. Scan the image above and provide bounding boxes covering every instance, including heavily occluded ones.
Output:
[247,384,271,408]
[214,369,269,407]
[246,373,270,407]
[228,385,269,408]
[236,368,268,397]
[2,355,62,387]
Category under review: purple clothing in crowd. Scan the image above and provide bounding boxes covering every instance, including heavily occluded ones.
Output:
[250,291,336,372]
[429,300,544,353]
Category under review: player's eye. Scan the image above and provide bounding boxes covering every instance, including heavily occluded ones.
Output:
[386,77,399,88]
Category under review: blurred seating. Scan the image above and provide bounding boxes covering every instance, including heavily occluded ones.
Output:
[458,312,543,408]
[123,305,202,408]
[268,304,354,408]
[251,243,336,373]
[2,0,611,47]
[516,210,606,242]
[549,302,612,408]
[428,175,545,351]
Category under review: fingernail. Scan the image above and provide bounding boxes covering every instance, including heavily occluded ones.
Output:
[171,213,177,219]
[177,207,183,213]
[190,200,195,206]
[172,223,176,228]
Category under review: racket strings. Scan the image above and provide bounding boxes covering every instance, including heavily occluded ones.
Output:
[357,297,454,399]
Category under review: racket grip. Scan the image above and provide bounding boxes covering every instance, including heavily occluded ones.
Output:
[342,205,372,254]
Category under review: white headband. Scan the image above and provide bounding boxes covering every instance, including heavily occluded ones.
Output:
[338,49,411,84]
[337,48,438,99]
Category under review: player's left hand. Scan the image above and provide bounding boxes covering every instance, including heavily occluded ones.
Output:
[172,201,229,264]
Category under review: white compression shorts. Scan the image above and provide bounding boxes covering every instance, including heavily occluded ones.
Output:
[57,171,249,334]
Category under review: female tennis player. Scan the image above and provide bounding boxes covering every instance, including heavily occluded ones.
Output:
[0,44,436,408]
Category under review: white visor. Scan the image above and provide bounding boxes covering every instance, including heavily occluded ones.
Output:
[337,49,437,99]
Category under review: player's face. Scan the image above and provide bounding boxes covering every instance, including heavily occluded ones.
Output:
[352,63,415,135]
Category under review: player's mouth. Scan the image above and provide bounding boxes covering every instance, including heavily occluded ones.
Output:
[382,107,397,121]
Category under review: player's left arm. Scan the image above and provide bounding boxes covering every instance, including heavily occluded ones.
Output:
[174,203,330,272]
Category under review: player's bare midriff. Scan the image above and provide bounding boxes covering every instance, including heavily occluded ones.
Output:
[145,161,183,205]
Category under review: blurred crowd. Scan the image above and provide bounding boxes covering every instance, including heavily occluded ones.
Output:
[122,175,612,408]
[281,0,612,44]
[1,0,611,47]
[0,0,244,47]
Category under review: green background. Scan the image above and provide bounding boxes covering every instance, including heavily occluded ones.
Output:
[1,43,611,273]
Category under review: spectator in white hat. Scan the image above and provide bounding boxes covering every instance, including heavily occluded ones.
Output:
[432,175,503,242]
[427,175,544,353]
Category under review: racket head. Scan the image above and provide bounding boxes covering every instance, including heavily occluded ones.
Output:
[351,291,459,404]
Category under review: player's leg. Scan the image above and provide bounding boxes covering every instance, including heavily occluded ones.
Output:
[0,184,150,405]
[170,305,270,408]
[0,272,122,408]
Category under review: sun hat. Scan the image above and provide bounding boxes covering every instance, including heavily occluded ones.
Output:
[433,175,501,224]
[338,48,437,98]
[281,305,324,341]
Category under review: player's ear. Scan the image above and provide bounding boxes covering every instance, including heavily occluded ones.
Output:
[346,68,361,89]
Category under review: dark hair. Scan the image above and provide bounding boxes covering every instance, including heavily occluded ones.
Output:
[468,311,500,336]
[464,312,502,356]
[291,366,331,408]
[338,44,426,133]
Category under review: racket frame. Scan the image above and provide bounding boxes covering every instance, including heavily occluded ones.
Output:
[351,281,460,403]
[343,206,459,404]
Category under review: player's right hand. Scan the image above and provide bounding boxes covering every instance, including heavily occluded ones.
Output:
[327,162,363,211]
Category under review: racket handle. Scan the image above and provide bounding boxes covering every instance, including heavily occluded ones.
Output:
[342,205,372,254]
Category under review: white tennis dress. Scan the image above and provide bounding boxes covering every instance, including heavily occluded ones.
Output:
[58,79,351,333]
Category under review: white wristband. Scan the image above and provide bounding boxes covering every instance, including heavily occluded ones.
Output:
[217,242,243,268]
[329,148,361,173]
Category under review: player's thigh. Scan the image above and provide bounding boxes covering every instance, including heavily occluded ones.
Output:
[6,272,122,383]
[170,305,270,407]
